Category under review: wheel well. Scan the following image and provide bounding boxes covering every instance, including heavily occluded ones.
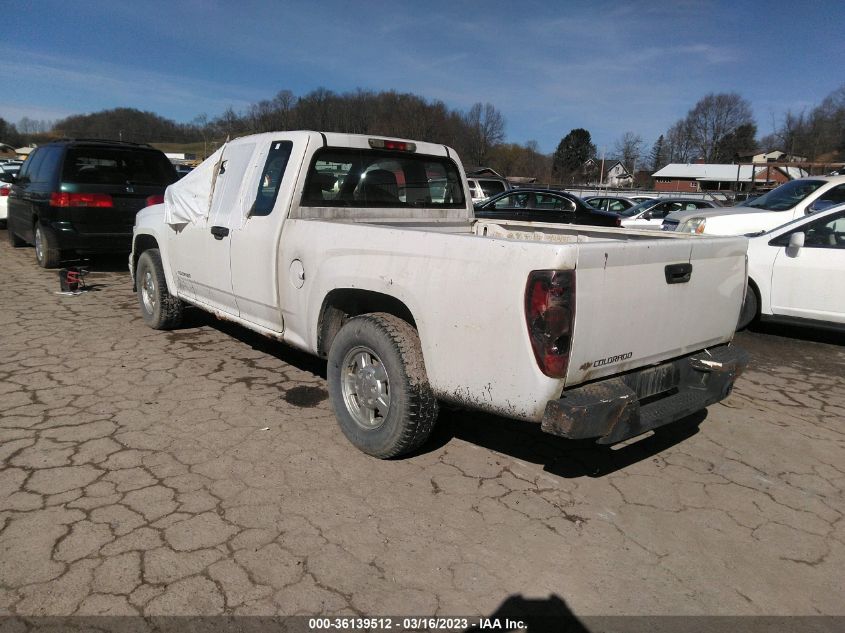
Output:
[317,289,417,357]
[132,235,160,286]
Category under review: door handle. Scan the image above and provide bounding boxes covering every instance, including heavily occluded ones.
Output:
[665,263,693,284]
[210,226,229,240]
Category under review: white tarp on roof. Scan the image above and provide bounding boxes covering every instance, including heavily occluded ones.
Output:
[653,164,758,181]
[163,145,225,226]
[653,163,809,182]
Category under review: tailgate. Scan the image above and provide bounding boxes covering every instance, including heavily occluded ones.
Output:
[565,235,747,386]
[71,188,160,235]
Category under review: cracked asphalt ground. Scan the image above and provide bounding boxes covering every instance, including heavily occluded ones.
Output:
[0,232,843,619]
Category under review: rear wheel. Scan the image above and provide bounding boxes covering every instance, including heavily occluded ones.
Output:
[136,249,183,329]
[327,313,438,458]
[737,285,759,330]
[34,223,61,268]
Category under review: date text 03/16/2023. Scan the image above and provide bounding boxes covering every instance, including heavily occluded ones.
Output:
[308,617,527,631]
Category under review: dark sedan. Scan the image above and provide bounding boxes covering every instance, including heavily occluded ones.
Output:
[474,188,621,227]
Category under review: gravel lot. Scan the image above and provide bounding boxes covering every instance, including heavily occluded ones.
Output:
[0,233,843,619]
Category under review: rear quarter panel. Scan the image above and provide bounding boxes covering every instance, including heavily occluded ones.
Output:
[279,219,575,421]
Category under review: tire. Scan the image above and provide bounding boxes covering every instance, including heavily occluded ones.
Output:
[7,226,26,247]
[136,248,183,330]
[327,313,438,458]
[34,223,61,268]
[737,284,759,330]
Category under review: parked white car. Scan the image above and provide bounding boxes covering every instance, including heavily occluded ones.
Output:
[663,175,845,235]
[0,171,14,227]
[619,198,717,230]
[467,176,510,203]
[738,203,845,329]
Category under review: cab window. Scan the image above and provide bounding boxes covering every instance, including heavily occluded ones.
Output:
[252,141,293,216]
[301,148,465,209]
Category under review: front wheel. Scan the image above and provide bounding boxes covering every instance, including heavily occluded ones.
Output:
[327,313,438,458]
[737,285,758,330]
[136,248,183,330]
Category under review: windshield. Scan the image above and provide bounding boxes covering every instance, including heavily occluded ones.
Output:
[744,179,826,211]
[618,199,657,217]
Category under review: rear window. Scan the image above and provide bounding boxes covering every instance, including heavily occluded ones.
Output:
[478,179,506,197]
[301,148,465,208]
[61,147,177,186]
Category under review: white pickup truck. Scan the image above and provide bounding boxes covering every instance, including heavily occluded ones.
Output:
[130,131,749,458]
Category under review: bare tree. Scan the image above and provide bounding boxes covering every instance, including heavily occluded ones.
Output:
[665,118,696,163]
[463,102,505,167]
[685,93,754,162]
[613,131,644,173]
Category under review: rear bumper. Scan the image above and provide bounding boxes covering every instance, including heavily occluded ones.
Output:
[541,344,748,445]
[50,222,133,253]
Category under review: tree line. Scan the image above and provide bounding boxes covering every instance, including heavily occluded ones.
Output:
[2,83,843,184]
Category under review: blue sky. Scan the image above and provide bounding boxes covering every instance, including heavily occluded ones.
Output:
[3,0,842,153]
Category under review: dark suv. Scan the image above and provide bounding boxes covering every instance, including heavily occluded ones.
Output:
[7,139,177,267]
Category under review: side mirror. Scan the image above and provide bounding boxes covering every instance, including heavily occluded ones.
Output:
[641,211,652,220]
[786,231,804,257]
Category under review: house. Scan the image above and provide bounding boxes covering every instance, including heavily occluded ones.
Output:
[15,146,35,160]
[582,158,633,187]
[734,149,808,163]
[652,163,809,193]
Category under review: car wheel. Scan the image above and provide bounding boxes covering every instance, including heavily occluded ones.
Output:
[136,248,183,330]
[7,226,26,247]
[737,285,758,330]
[34,223,61,268]
[327,313,438,458]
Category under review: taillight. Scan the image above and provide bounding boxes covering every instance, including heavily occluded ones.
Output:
[524,270,575,378]
[368,138,417,152]
[50,192,113,207]
[146,194,164,206]
[0,185,9,197]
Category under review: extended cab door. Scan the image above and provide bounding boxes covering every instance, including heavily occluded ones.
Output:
[770,210,845,323]
[229,135,308,332]
[168,141,256,313]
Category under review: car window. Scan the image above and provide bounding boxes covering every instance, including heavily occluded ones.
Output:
[650,202,673,218]
[815,184,845,210]
[33,147,62,185]
[745,179,826,211]
[20,148,44,183]
[252,140,293,216]
[607,200,628,212]
[301,148,465,209]
[534,193,572,211]
[801,211,845,249]
[493,193,529,209]
[588,198,606,210]
[479,179,506,198]
[694,201,712,208]
[61,147,177,186]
